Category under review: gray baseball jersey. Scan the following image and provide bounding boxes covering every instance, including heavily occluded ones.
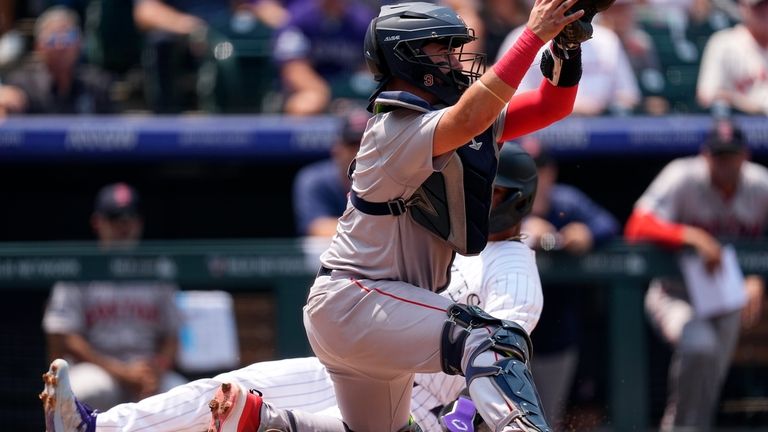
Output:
[320,107,504,290]
[637,155,768,341]
[91,240,543,432]
[42,281,180,361]
[635,156,768,236]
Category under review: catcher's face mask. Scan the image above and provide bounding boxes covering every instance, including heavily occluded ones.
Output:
[393,34,485,105]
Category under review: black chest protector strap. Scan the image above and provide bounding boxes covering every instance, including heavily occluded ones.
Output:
[349,191,407,216]
[348,159,408,216]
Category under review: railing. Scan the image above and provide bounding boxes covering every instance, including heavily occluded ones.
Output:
[2,238,767,430]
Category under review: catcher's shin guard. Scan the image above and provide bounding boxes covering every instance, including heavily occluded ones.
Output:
[471,356,550,431]
[441,304,550,431]
[464,325,550,432]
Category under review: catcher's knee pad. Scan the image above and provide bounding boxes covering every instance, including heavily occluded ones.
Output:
[441,303,508,375]
[440,303,532,373]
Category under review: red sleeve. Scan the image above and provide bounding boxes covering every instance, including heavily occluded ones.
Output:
[624,209,686,248]
[499,80,577,142]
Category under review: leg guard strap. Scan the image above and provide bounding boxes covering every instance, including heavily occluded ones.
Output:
[488,321,532,361]
[463,323,533,389]
[441,304,505,375]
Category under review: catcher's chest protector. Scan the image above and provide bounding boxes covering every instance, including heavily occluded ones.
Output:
[370,91,497,255]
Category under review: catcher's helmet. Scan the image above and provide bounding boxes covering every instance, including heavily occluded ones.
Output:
[363,2,485,109]
[490,143,538,234]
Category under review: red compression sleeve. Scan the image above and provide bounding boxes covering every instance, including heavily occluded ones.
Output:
[624,209,686,248]
[499,80,577,142]
[492,27,544,89]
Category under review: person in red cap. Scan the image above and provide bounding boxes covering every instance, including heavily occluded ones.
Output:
[41,182,186,412]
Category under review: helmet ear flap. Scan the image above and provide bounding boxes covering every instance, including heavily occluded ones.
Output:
[364,18,389,81]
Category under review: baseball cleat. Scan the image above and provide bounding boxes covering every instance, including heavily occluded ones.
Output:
[39,359,96,432]
[207,382,263,432]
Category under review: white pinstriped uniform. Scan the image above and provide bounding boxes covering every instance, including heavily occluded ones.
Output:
[93,240,543,432]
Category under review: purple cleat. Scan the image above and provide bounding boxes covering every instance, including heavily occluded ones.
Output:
[440,396,477,432]
[40,359,97,432]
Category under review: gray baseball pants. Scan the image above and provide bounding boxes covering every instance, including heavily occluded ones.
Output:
[645,280,741,431]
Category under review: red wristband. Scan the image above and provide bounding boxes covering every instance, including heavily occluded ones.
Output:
[492,27,545,89]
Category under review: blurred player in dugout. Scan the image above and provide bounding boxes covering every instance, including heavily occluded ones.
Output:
[626,119,768,431]
[292,108,371,237]
[41,182,186,411]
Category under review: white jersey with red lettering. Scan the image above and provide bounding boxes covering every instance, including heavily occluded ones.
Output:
[92,239,543,432]
[42,281,180,361]
[697,24,768,115]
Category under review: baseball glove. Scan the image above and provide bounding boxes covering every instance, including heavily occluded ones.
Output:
[554,0,616,51]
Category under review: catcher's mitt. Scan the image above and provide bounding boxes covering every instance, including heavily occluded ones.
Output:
[554,0,616,51]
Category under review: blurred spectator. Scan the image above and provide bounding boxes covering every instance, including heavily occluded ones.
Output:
[643,0,696,19]
[520,137,621,428]
[598,0,669,115]
[247,0,291,29]
[0,1,13,33]
[441,0,486,59]
[697,0,768,115]
[83,0,143,76]
[498,22,641,116]
[272,0,375,115]
[45,0,91,21]
[0,0,25,71]
[133,0,275,113]
[479,0,530,63]
[633,0,734,113]
[2,6,115,114]
[292,108,369,237]
[0,83,27,116]
[686,0,738,53]
[42,182,186,411]
[625,118,768,430]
